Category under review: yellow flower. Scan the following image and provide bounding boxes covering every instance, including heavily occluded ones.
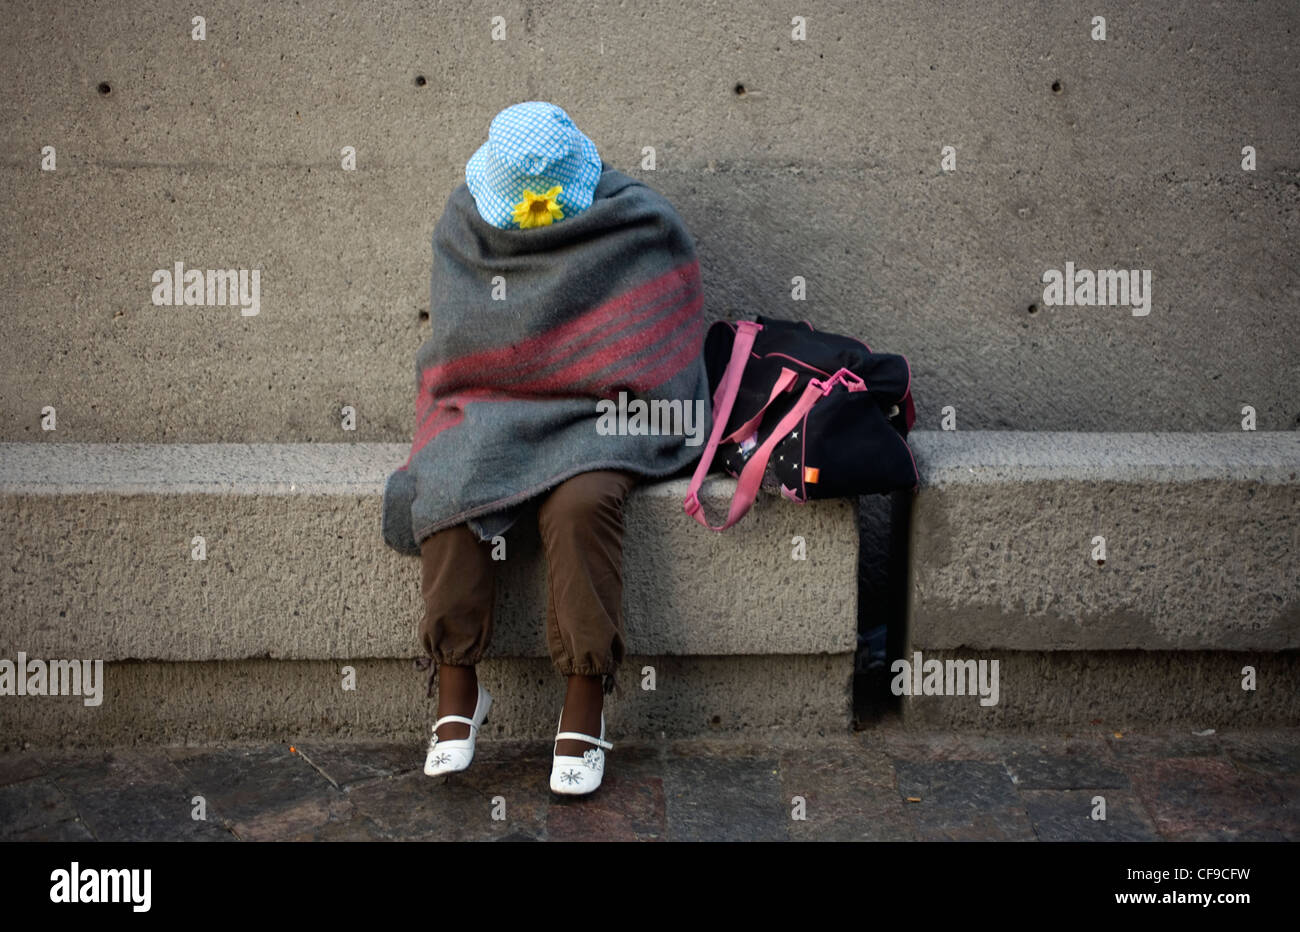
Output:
[512,185,564,228]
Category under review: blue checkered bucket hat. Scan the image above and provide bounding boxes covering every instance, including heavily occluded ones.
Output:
[465,101,603,230]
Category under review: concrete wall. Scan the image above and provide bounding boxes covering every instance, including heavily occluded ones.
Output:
[3,0,1298,443]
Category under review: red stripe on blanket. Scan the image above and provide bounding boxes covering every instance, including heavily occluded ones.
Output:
[413,263,698,432]
[607,310,707,390]
[418,260,700,400]
[404,306,707,464]
[495,289,702,396]
[411,264,701,449]
[405,262,706,463]
[423,274,696,405]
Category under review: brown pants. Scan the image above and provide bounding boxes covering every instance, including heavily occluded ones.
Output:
[418,469,638,695]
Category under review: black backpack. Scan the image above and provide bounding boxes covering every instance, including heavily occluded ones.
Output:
[684,316,918,531]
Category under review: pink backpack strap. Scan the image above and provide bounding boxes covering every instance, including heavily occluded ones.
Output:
[685,347,830,532]
[683,321,760,526]
[723,367,797,444]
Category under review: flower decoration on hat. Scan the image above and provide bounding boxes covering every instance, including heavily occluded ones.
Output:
[512,185,565,229]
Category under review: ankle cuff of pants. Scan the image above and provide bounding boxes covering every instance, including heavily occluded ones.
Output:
[436,652,481,668]
[414,652,483,698]
[557,665,619,697]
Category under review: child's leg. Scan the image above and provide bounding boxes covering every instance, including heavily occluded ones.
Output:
[419,523,497,740]
[536,469,638,755]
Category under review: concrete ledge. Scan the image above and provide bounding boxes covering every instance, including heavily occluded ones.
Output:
[906,432,1300,652]
[0,655,853,748]
[898,650,1300,730]
[911,431,1300,485]
[0,443,859,661]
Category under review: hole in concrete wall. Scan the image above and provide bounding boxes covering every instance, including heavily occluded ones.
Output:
[97,82,112,96]
[418,309,429,321]
[1027,303,1038,314]
[711,714,721,724]
[733,83,746,96]
[1051,80,1062,94]
[414,75,427,87]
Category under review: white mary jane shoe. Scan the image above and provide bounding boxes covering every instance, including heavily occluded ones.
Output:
[424,684,492,777]
[549,709,614,796]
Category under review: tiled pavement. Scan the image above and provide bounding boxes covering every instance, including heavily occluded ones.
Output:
[2,725,1296,842]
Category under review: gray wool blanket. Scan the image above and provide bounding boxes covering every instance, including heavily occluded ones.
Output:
[381,164,712,555]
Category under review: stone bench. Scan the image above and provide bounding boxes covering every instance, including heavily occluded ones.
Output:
[0,443,858,746]
[901,431,1300,729]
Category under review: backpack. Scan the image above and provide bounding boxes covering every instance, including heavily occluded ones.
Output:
[683,316,918,531]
